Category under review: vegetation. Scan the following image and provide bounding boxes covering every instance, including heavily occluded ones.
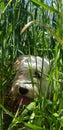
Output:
[0,0,63,130]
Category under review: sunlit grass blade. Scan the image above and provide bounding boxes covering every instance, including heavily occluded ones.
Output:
[3,0,13,13]
[24,122,46,130]
[31,0,61,15]
[20,20,36,35]
[20,20,63,46]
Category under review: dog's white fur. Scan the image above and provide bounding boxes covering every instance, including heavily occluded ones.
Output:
[11,55,51,100]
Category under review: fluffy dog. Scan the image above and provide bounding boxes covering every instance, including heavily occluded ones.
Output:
[11,55,52,105]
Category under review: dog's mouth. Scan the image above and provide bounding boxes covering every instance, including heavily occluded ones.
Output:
[18,95,31,105]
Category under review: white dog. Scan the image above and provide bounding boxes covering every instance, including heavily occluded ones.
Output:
[11,55,52,105]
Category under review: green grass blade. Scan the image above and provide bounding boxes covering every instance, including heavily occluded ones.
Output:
[24,122,46,130]
[0,104,14,118]
[31,0,61,15]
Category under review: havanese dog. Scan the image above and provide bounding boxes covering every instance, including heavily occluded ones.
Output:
[11,55,52,105]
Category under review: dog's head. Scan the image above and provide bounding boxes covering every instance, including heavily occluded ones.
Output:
[11,56,51,105]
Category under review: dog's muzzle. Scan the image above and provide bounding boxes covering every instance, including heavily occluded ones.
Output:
[11,81,38,105]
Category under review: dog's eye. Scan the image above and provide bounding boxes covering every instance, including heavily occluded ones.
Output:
[35,71,41,78]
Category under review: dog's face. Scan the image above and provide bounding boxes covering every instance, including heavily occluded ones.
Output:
[11,56,50,105]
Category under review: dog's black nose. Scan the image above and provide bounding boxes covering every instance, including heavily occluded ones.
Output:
[19,87,28,95]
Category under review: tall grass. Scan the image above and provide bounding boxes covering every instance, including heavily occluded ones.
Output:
[0,0,63,129]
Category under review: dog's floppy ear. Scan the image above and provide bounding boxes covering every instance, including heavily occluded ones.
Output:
[14,56,27,71]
